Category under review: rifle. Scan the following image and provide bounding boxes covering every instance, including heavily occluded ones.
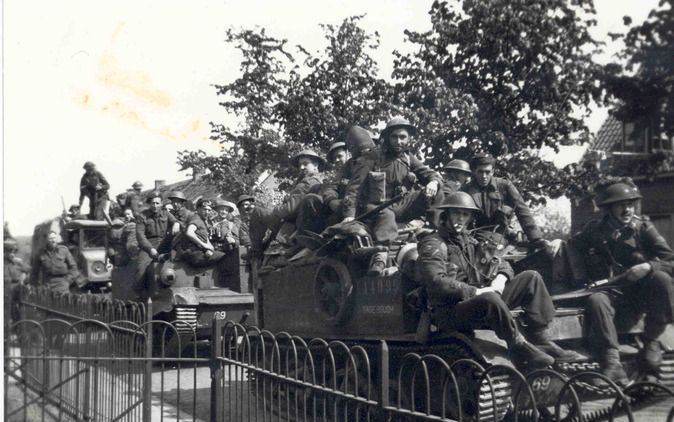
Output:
[353,194,404,222]
[61,195,67,219]
[551,273,629,302]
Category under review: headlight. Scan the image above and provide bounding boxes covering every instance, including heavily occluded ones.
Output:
[91,261,106,274]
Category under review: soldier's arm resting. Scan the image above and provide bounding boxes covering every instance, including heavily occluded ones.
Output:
[642,221,674,275]
[135,217,153,253]
[185,224,213,251]
[64,248,79,279]
[415,236,477,301]
[341,156,374,219]
[503,179,543,242]
[409,156,442,187]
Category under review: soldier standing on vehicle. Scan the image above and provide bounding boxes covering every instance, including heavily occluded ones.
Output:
[416,192,580,367]
[37,231,79,294]
[236,194,255,248]
[249,150,325,254]
[462,153,551,251]
[135,192,179,286]
[570,180,674,385]
[78,161,112,223]
[340,117,442,275]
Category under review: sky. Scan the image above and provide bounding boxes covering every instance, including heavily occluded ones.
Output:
[2,0,661,235]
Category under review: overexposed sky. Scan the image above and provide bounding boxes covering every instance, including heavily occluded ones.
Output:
[2,0,659,235]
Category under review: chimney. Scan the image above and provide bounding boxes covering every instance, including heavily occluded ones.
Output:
[155,180,166,190]
[193,166,205,181]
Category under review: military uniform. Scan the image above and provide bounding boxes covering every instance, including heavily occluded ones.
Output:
[79,170,110,219]
[570,214,674,352]
[249,173,323,251]
[296,163,353,234]
[178,213,225,267]
[135,208,177,282]
[38,245,78,293]
[172,207,193,228]
[462,177,542,243]
[416,227,555,342]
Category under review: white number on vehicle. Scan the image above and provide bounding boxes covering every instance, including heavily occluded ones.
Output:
[214,311,227,320]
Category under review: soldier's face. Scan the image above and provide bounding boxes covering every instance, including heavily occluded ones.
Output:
[388,128,410,153]
[124,209,134,221]
[331,149,348,167]
[445,209,473,233]
[238,200,253,215]
[47,233,58,248]
[474,164,494,187]
[609,200,637,225]
[217,207,231,219]
[171,199,185,210]
[198,205,212,219]
[446,170,470,184]
[149,198,162,213]
[298,157,319,176]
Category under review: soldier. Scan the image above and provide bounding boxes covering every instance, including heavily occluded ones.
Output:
[327,141,349,170]
[341,117,442,275]
[176,198,226,267]
[37,231,79,294]
[429,159,472,228]
[297,126,375,234]
[66,204,85,221]
[78,161,111,223]
[416,192,579,367]
[462,153,548,250]
[249,150,325,253]
[135,192,179,284]
[167,191,192,227]
[4,238,30,326]
[569,180,674,384]
[132,181,143,194]
[236,194,255,248]
[211,198,239,252]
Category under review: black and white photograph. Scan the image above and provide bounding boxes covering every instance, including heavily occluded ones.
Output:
[3,0,674,420]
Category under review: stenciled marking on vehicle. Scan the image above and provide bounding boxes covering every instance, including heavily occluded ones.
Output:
[361,305,395,314]
[531,375,551,392]
[358,277,401,296]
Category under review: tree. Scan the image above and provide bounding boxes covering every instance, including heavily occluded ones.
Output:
[392,0,606,202]
[179,17,394,200]
[605,0,674,138]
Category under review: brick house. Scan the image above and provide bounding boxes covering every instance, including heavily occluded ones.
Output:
[571,115,674,243]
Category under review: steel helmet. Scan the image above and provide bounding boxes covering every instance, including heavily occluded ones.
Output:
[381,116,417,139]
[596,182,642,206]
[327,142,347,159]
[83,161,95,170]
[236,194,255,206]
[431,191,480,212]
[444,159,471,174]
[290,149,327,168]
[214,198,236,211]
[68,204,81,212]
[168,191,187,201]
[132,181,144,189]
[4,238,18,253]
[345,126,375,155]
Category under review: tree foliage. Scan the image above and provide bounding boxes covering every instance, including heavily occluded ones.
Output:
[392,0,606,203]
[604,0,674,139]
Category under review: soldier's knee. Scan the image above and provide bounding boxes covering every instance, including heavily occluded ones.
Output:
[519,269,544,283]
[650,271,673,290]
[480,291,508,309]
[586,292,611,312]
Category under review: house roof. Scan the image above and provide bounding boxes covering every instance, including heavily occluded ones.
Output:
[589,115,622,153]
[139,177,228,207]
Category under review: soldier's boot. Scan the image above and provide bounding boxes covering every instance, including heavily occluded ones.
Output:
[639,339,663,375]
[509,333,555,369]
[591,348,629,387]
[366,251,387,277]
[527,327,585,363]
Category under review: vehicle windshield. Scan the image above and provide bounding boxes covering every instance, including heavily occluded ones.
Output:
[81,229,106,249]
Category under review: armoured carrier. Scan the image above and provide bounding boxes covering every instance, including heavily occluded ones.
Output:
[250,223,674,420]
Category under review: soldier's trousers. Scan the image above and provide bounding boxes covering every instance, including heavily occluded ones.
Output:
[585,271,674,352]
[435,270,556,344]
[135,239,171,289]
[295,194,340,235]
[392,190,437,223]
[46,277,71,294]
[250,194,305,252]
[181,250,226,268]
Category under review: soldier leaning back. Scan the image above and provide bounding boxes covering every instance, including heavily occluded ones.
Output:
[415,192,580,367]
[570,180,674,385]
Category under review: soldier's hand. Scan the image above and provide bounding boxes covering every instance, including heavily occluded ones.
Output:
[625,262,652,282]
[171,222,180,235]
[205,250,214,258]
[149,248,158,258]
[424,181,439,198]
[328,199,341,212]
[342,217,355,223]
[475,286,497,296]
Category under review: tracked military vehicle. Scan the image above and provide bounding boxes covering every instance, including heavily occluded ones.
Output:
[112,245,255,355]
[249,223,674,420]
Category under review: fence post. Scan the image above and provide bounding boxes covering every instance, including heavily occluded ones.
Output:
[378,340,389,411]
[210,318,224,422]
[142,298,153,422]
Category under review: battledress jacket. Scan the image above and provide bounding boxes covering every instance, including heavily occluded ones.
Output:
[136,209,177,252]
[341,150,442,218]
[415,227,514,309]
[79,170,110,202]
[38,245,79,284]
[569,214,674,281]
[462,177,542,242]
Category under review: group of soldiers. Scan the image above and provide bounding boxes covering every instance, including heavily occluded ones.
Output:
[245,116,673,386]
[13,116,674,386]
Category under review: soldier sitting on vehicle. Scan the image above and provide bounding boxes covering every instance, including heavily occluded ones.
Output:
[249,149,325,254]
[327,141,349,170]
[135,192,179,286]
[168,191,193,228]
[416,192,580,367]
[108,209,140,266]
[78,161,112,225]
[296,127,374,235]
[340,117,442,275]
[210,198,239,253]
[236,194,254,249]
[428,159,472,228]
[175,198,226,267]
[569,179,674,385]
[37,231,80,294]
